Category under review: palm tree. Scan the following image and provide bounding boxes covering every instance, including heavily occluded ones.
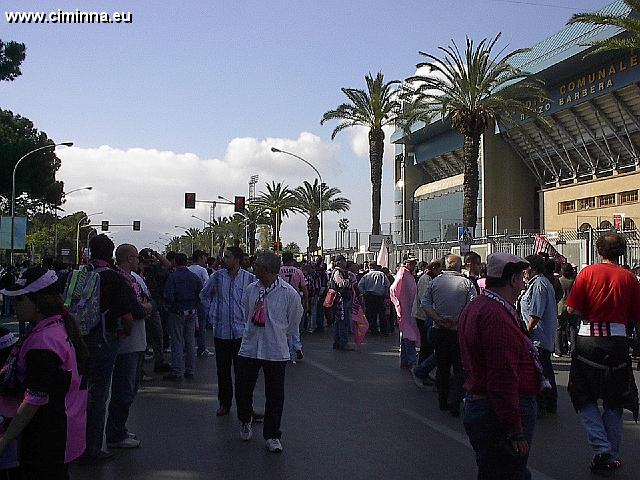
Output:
[321,72,401,235]
[243,205,270,255]
[400,34,547,235]
[338,218,349,248]
[292,179,350,253]
[185,227,201,255]
[568,1,640,56]
[254,182,299,244]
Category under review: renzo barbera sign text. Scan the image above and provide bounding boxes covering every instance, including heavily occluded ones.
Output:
[519,53,640,121]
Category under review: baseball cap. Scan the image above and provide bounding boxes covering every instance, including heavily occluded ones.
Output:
[0,267,60,297]
[402,253,418,263]
[486,252,529,278]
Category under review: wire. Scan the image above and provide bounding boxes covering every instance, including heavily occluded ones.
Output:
[491,0,578,10]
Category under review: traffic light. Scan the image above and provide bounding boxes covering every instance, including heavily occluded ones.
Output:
[185,192,196,209]
[234,196,246,213]
[272,240,282,252]
[133,220,141,231]
[101,221,109,231]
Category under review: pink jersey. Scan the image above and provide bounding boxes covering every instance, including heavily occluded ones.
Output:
[279,266,307,293]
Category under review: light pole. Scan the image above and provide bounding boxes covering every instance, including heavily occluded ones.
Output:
[75,211,103,265]
[270,147,324,256]
[54,186,93,255]
[10,141,73,265]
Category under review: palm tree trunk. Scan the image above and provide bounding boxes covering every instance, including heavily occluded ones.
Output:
[248,224,257,255]
[462,132,481,236]
[307,215,320,253]
[369,127,385,235]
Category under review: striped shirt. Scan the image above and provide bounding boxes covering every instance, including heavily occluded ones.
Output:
[200,268,256,339]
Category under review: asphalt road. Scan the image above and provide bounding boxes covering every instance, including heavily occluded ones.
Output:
[60,330,639,480]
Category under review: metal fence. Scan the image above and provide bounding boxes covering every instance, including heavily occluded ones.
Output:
[392,228,640,270]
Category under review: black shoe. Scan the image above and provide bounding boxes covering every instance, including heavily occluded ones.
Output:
[154,363,171,373]
[184,372,194,379]
[163,374,182,381]
[76,450,115,466]
[296,350,304,361]
[590,453,623,475]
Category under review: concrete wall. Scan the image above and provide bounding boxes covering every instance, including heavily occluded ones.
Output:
[482,132,538,233]
[542,169,640,231]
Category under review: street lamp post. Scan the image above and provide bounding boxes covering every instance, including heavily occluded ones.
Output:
[54,186,93,255]
[10,142,73,265]
[270,147,324,256]
[75,211,103,265]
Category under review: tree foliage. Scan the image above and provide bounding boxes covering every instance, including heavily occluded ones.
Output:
[292,179,350,252]
[400,34,547,233]
[0,40,26,82]
[321,72,401,235]
[0,110,65,213]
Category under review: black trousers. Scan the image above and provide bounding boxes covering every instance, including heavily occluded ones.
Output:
[433,328,463,410]
[213,337,242,408]
[416,318,433,364]
[364,293,386,333]
[236,356,286,440]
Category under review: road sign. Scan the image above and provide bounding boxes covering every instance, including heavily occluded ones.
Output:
[458,226,472,255]
[61,248,71,256]
[0,216,27,250]
[613,213,624,230]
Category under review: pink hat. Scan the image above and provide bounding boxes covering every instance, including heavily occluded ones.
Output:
[486,252,529,278]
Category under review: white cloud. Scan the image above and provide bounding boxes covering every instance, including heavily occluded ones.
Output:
[56,129,398,255]
[56,133,346,252]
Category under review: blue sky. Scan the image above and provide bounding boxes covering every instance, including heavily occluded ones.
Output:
[2,0,612,251]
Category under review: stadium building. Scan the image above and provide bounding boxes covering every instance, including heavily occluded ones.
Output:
[392,0,640,260]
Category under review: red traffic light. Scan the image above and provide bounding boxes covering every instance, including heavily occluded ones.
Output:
[101,221,109,231]
[133,220,141,231]
[185,192,196,209]
[234,196,246,213]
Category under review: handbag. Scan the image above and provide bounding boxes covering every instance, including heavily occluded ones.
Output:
[323,288,337,308]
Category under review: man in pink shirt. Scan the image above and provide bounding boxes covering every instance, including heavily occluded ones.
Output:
[279,252,309,361]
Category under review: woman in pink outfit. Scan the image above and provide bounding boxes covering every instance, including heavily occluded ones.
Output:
[390,255,420,368]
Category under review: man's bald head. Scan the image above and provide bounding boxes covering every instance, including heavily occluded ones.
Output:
[444,254,462,272]
[115,243,138,265]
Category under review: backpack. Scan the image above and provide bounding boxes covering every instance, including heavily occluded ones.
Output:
[63,264,109,336]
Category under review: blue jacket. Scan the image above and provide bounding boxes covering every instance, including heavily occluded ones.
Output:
[164,267,202,312]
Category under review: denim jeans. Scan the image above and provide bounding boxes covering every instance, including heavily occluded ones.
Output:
[307,294,319,332]
[169,312,196,376]
[84,328,120,457]
[106,351,144,443]
[400,337,417,366]
[463,396,537,480]
[414,352,437,378]
[579,403,623,459]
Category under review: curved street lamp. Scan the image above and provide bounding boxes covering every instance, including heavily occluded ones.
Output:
[270,147,324,255]
[75,211,103,264]
[54,186,93,255]
[10,141,73,265]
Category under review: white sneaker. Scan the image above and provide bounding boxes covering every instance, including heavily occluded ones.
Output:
[240,422,252,441]
[107,437,141,449]
[265,438,283,453]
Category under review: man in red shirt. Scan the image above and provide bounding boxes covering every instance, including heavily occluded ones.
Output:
[459,252,542,480]
[566,233,640,475]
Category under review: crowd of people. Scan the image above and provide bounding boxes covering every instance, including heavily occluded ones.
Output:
[0,231,638,478]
